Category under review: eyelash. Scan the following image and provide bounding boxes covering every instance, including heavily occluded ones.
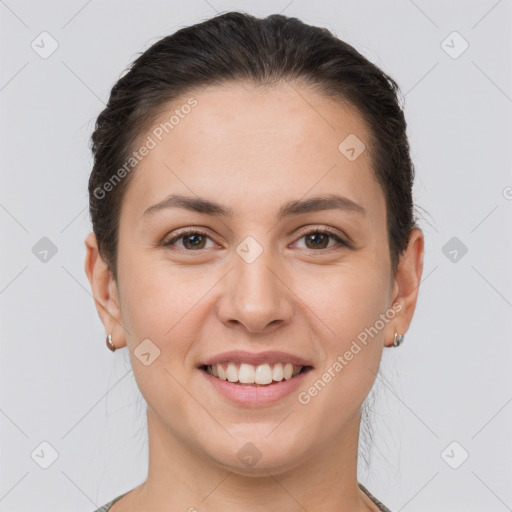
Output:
[162,227,350,252]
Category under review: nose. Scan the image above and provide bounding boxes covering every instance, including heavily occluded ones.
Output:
[217,248,293,334]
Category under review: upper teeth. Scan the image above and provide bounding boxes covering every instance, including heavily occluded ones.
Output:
[206,362,302,384]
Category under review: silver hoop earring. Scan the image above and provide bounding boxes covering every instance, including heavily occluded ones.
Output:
[393,332,405,347]
[106,333,116,352]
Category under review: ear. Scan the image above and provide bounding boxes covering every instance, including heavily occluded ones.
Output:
[385,227,424,347]
[84,232,127,350]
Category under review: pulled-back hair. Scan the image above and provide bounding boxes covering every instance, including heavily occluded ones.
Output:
[89,11,417,281]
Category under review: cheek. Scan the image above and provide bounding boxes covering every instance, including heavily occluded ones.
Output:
[118,238,194,320]
[117,269,202,407]
[297,260,389,340]
[295,273,386,427]
[122,272,200,344]
[297,261,389,393]
[293,271,387,445]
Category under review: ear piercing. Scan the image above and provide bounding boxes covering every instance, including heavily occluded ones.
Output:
[106,332,405,351]
[106,333,116,352]
[393,332,405,347]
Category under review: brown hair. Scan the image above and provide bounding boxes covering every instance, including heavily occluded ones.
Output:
[89,11,418,281]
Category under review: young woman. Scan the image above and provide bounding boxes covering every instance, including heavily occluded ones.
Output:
[85,11,424,512]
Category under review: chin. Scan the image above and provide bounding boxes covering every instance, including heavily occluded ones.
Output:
[203,430,311,476]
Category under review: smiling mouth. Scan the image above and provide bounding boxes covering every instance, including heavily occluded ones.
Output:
[200,362,313,386]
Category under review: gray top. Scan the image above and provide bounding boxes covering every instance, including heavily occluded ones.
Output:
[93,483,391,511]
[92,490,129,512]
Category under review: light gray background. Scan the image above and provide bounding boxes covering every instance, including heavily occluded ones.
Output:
[1,1,511,511]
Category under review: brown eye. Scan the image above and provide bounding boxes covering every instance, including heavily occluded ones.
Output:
[181,233,207,250]
[163,230,214,250]
[304,232,330,249]
[294,229,348,251]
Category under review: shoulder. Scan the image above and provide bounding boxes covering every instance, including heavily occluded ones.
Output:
[92,490,131,512]
[359,483,393,512]
[96,485,389,511]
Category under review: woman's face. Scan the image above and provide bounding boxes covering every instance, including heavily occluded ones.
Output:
[97,82,419,473]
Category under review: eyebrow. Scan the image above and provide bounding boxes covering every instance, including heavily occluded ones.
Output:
[141,193,366,221]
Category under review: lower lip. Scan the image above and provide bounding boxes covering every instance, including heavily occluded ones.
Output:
[200,367,311,406]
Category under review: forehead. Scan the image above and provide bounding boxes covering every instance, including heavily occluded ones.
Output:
[121,81,384,224]
[162,81,371,156]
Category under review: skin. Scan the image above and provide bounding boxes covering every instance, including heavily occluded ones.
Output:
[85,81,424,512]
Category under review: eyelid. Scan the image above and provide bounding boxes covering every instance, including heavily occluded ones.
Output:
[291,225,350,249]
[163,227,218,248]
[163,225,351,251]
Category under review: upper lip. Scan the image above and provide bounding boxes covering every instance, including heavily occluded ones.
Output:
[198,350,313,368]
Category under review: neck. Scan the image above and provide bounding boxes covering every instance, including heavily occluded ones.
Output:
[131,407,375,512]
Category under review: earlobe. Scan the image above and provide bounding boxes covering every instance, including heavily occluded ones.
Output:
[84,232,127,349]
[386,228,425,347]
